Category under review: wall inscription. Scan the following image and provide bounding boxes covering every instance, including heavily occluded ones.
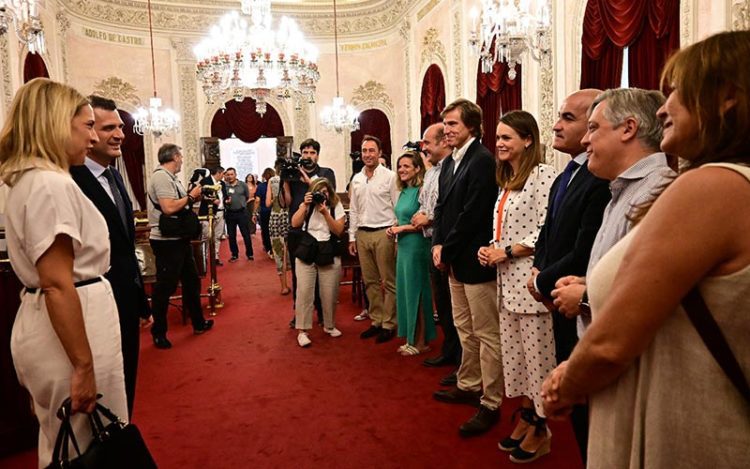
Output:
[340,39,388,52]
[82,27,145,46]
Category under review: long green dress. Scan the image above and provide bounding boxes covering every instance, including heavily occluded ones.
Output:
[395,186,436,345]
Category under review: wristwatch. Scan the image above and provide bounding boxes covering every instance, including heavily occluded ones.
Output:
[578,289,591,315]
[504,245,515,259]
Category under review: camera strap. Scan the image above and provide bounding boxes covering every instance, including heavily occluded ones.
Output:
[302,204,315,232]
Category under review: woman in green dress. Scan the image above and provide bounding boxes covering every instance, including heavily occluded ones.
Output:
[387,151,436,356]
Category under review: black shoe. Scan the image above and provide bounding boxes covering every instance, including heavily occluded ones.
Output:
[153,336,172,349]
[247,255,254,260]
[459,405,500,438]
[229,256,238,263]
[433,387,481,407]
[439,370,458,386]
[193,319,214,335]
[289,318,296,329]
[499,408,536,452]
[375,328,395,343]
[423,355,452,367]
[360,325,382,339]
[214,259,223,266]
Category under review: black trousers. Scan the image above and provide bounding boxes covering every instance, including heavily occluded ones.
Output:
[259,210,272,252]
[430,263,461,364]
[552,311,588,464]
[150,239,205,336]
[225,209,253,258]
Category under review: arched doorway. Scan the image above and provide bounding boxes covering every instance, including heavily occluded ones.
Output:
[476,46,522,153]
[420,64,446,135]
[23,52,49,83]
[350,109,392,175]
[210,98,285,142]
[118,110,146,210]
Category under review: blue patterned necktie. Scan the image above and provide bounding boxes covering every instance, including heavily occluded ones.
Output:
[103,168,129,231]
[551,159,580,219]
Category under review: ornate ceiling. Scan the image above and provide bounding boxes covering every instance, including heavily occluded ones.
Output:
[57,0,417,38]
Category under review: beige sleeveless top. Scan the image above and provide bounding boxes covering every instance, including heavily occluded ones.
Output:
[586,163,750,469]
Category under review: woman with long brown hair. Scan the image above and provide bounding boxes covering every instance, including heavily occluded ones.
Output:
[478,110,557,463]
[542,30,750,468]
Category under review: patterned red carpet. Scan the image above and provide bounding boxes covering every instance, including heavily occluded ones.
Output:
[3,235,583,468]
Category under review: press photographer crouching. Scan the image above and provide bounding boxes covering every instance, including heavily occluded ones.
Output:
[148,143,214,349]
[290,178,345,347]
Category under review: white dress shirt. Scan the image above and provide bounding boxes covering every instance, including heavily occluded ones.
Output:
[84,157,115,204]
[348,164,399,241]
[452,137,476,174]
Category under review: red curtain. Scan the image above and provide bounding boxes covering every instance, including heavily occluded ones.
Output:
[210,98,284,143]
[23,53,49,83]
[350,109,392,159]
[420,64,446,135]
[119,110,146,209]
[476,59,522,153]
[580,0,679,90]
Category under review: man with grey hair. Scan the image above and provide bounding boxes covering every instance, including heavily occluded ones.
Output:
[148,143,214,349]
[551,88,675,334]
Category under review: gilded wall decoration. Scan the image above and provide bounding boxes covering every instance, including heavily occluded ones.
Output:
[59,0,412,37]
[420,27,447,69]
[92,77,142,107]
[733,0,750,30]
[177,63,200,178]
[451,1,464,98]
[0,35,11,111]
[56,10,71,82]
[400,20,413,135]
[417,0,441,21]
[294,99,310,141]
[539,53,555,159]
[351,80,394,113]
[680,0,693,47]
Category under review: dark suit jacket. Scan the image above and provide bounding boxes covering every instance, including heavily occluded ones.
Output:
[198,175,227,216]
[533,160,611,299]
[70,165,149,318]
[432,139,497,284]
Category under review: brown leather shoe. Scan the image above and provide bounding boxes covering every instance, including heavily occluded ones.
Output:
[433,387,481,407]
[459,405,500,438]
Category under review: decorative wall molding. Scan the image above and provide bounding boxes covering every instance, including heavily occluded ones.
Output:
[92,77,142,107]
[420,27,447,69]
[400,20,413,136]
[733,0,750,30]
[58,0,413,37]
[294,99,309,142]
[177,63,200,179]
[681,0,694,47]
[417,0,441,21]
[56,10,72,82]
[0,36,12,112]
[350,80,394,114]
[451,1,464,98]
[539,52,555,156]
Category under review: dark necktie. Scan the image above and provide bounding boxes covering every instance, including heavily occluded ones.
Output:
[551,159,580,219]
[103,168,130,231]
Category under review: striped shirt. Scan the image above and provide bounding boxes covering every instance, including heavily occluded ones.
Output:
[417,157,445,238]
[579,152,675,334]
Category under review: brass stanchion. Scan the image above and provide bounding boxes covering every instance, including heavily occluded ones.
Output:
[200,197,224,315]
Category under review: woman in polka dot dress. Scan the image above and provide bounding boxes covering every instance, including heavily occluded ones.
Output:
[478,110,557,464]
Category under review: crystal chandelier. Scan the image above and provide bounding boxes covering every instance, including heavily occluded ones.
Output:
[469,0,551,80]
[194,0,320,117]
[320,0,359,133]
[0,0,45,54]
[134,0,179,137]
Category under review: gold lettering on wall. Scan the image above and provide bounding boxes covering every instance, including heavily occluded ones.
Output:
[417,0,441,21]
[82,27,145,46]
[340,39,388,52]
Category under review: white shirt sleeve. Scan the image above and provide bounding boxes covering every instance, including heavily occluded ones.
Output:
[348,177,360,240]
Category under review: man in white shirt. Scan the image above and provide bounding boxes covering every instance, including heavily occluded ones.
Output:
[348,135,400,343]
[198,166,226,265]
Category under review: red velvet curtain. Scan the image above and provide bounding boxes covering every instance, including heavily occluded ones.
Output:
[210,99,284,143]
[118,110,146,209]
[581,0,679,90]
[350,109,392,159]
[22,53,49,83]
[420,64,446,135]
[476,59,522,153]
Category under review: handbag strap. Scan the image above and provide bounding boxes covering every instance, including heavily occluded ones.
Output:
[148,168,192,212]
[681,287,750,405]
[302,204,315,232]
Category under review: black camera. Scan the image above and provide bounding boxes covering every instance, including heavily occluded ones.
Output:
[299,158,316,170]
[311,191,328,205]
[403,141,423,153]
[349,150,362,161]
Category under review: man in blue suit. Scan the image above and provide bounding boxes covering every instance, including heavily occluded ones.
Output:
[70,96,150,418]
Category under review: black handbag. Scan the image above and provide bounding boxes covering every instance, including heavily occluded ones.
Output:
[315,205,344,266]
[46,398,157,469]
[288,206,318,264]
[149,194,201,240]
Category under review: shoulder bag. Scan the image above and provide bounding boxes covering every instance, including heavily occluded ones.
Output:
[288,205,318,264]
[46,397,157,469]
[148,176,201,240]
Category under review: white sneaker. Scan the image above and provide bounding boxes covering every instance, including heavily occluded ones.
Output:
[297,332,311,347]
[325,327,342,338]
[354,309,369,321]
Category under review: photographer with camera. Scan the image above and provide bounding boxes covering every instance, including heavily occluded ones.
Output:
[290,178,346,347]
[198,166,227,265]
[283,139,336,328]
[148,144,214,349]
[223,167,255,262]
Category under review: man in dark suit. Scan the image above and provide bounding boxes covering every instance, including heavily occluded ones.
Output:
[526,89,610,462]
[70,96,150,418]
[431,99,503,438]
[198,166,226,265]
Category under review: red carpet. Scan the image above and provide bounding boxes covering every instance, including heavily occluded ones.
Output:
[2,235,583,469]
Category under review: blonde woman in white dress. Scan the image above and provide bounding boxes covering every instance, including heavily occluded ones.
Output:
[478,110,557,463]
[0,78,128,467]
